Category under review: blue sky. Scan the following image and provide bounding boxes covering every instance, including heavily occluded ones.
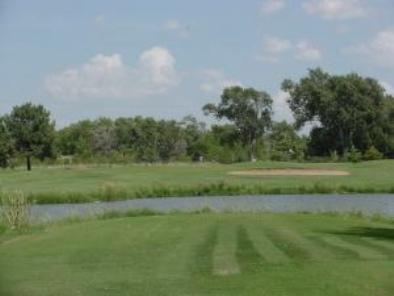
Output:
[1,0,394,127]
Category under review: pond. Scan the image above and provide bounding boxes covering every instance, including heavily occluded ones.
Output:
[29,194,394,221]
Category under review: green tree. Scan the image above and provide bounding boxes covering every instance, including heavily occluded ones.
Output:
[282,68,391,156]
[56,120,94,157]
[0,117,14,168]
[203,86,273,160]
[90,118,117,155]
[269,121,306,161]
[6,103,55,171]
[180,115,206,160]
[157,120,187,161]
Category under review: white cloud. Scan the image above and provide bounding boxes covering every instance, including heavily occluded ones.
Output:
[303,0,368,20]
[264,37,292,54]
[162,19,190,38]
[272,90,294,122]
[199,69,242,93]
[257,37,292,63]
[344,29,394,67]
[295,41,322,61]
[45,47,179,101]
[261,0,285,14]
[257,37,322,63]
[139,47,178,86]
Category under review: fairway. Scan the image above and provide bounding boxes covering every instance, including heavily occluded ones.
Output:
[1,160,394,203]
[1,213,394,295]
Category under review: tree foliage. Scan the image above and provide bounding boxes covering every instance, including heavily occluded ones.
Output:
[282,68,393,156]
[268,121,306,161]
[6,103,55,170]
[0,117,13,168]
[203,86,272,159]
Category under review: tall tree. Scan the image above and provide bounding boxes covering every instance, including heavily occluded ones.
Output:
[180,115,206,160]
[6,102,55,171]
[203,86,272,160]
[0,117,13,168]
[282,68,392,156]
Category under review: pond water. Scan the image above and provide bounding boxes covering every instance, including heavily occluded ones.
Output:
[29,194,394,221]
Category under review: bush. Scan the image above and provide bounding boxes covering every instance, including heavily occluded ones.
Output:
[99,182,127,201]
[347,146,362,163]
[363,146,383,161]
[1,190,31,229]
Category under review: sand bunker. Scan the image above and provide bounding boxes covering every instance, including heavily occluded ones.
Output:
[229,168,350,176]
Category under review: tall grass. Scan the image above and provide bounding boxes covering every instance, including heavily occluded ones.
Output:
[1,190,31,229]
[23,181,394,205]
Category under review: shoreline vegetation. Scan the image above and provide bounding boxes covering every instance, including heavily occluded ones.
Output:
[20,182,394,205]
[1,160,394,204]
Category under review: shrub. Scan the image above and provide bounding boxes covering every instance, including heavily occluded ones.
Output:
[347,146,362,163]
[99,182,127,201]
[1,190,31,229]
[363,146,383,161]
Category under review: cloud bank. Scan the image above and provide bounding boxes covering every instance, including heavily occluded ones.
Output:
[45,47,179,101]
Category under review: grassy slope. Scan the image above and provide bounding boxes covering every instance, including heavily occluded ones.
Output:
[0,160,394,203]
[1,213,394,296]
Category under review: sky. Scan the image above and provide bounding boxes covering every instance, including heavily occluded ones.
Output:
[0,0,394,127]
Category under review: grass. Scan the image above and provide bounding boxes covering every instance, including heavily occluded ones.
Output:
[0,160,394,204]
[1,212,394,295]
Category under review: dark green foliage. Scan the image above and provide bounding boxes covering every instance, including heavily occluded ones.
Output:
[0,117,13,168]
[347,146,362,163]
[5,103,55,170]
[56,119,94,157]
[363,146,383,161]
[283,68,394,157]
[203,86,273,160]
[268,121,306,161]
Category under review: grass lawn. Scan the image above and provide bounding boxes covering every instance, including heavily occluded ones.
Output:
[1,213,394,295]
[0,160,394,203]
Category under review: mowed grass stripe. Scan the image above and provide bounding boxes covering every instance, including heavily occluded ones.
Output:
[156,223,202,280]
[322,236,386,260]
[307,236,359,259]
[245,226,289,264]
[194,224,218,276]
[236,226,265,273]
[265,228,334,261]
[343,236,394,258]
[213,224,240,276]
[362,238,394,254]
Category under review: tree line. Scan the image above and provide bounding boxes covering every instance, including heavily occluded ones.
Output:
[1,68,393,170]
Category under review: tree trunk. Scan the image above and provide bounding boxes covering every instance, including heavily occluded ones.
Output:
[250,137,257,162]
[26,155,31,171]
[338,128,345,156]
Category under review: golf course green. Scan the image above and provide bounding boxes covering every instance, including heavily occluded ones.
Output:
[1,213,394,296]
